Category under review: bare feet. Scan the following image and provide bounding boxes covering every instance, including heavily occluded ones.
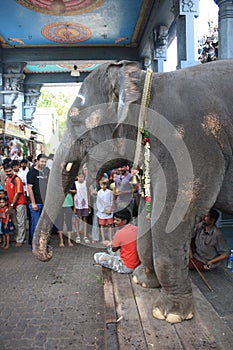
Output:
[59,243,65,247]
[68,242,73,247]
[4,245,10,249]
[16,242,22,247]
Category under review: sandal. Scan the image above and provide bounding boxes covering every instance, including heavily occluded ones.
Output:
[84,237,90,244]
[76,237,81,244]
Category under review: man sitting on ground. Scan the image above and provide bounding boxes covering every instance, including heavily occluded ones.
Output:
[94,208,140,273]
[189,208,230,271]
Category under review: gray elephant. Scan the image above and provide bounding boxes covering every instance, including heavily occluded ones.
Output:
[33,59,233,323]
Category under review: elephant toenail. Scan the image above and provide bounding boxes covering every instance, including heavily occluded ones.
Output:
[185,312,194,320]
[152,307,166,320]
[166,313,182,323]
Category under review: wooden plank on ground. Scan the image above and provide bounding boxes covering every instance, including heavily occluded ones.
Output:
[131,277,183,350]
[103,267,117,323]
[173,283,233,350]
[112,272,148,349]
[102,268,119,350]
[131,276,233,350]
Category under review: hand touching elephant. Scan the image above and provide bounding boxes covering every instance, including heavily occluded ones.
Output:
[33,59,233,323]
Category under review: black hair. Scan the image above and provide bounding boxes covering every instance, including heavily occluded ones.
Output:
[3,163,13,171]
[11,159,20,167]
[37,154,47,161]
[114,208,132,224]
[3,157,12,166]
[209,208,219,224]
[20,159,27,165]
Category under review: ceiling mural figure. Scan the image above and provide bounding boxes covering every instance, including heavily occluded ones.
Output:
[16,0,106,16]
[41,22,92,43]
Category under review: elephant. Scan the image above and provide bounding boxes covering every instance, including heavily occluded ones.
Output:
[33,59,233,323]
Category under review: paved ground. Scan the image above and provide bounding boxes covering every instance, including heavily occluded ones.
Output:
[1,233,233,350]
[0,235,106,350]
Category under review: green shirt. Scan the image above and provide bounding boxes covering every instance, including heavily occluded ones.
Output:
[62,193,73,208]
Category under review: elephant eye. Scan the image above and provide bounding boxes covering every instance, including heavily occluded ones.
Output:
[66,163,73,172]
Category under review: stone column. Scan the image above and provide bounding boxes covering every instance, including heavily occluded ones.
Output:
[176,0,200,69]
[0,51,3,120]
[1,63,26,120]
[23,85,42,124]
[214,0,233,59]
[153,26,168,72]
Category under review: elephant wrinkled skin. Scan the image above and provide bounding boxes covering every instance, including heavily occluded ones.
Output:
[33,59,233,323]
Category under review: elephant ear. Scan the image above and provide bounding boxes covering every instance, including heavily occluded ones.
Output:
[109,61,142,139]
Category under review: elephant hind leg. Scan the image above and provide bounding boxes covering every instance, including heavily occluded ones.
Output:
[152,289,194,323]
[132,265,160,288]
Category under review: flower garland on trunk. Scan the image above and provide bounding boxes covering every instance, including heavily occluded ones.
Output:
[133,69,153,220]
[143,129,151,218]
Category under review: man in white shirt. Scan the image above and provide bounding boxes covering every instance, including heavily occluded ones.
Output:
[18,159,29,197]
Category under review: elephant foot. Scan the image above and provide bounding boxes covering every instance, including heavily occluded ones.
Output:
[132,265,160,288]
[152,292,194,324]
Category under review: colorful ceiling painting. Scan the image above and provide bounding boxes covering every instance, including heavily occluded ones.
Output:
[0,0,154,74]
[41,22,92,43]
[0,0,150,47]
[24,63,102,73]
[16,0,106,16]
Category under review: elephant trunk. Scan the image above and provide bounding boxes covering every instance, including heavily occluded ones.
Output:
[32,216,53,262]
[32,137,81,261]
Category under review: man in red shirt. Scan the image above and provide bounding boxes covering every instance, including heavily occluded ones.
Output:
[4,163,27,247]
[94,209,140,273]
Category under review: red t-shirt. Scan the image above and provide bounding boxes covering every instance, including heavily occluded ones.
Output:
[0,206,8,223]
[5,175,27,206]
[113,224,141,269]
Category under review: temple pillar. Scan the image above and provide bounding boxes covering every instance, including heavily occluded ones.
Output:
[153,26,168,72]
[214,0,233,59]
[0,50,3,120]
[176,0,200,69]
[0,63,26,121]
[23,85,42,124]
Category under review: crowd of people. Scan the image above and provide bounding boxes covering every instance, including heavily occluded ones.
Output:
[0,154,230,275]
[0,154,50,249]
[0,157,139,249]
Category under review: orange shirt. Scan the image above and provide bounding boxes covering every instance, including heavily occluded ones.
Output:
[113,224,140,269]
[5,175,27,206]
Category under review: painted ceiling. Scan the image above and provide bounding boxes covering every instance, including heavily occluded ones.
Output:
[0,0,154,74]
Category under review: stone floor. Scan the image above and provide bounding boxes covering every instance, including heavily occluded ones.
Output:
[1,233,233,350]
[0,235,105,350]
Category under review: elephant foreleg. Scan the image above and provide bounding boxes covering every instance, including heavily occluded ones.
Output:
[151,220,194,323]
[132,202,160,288]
